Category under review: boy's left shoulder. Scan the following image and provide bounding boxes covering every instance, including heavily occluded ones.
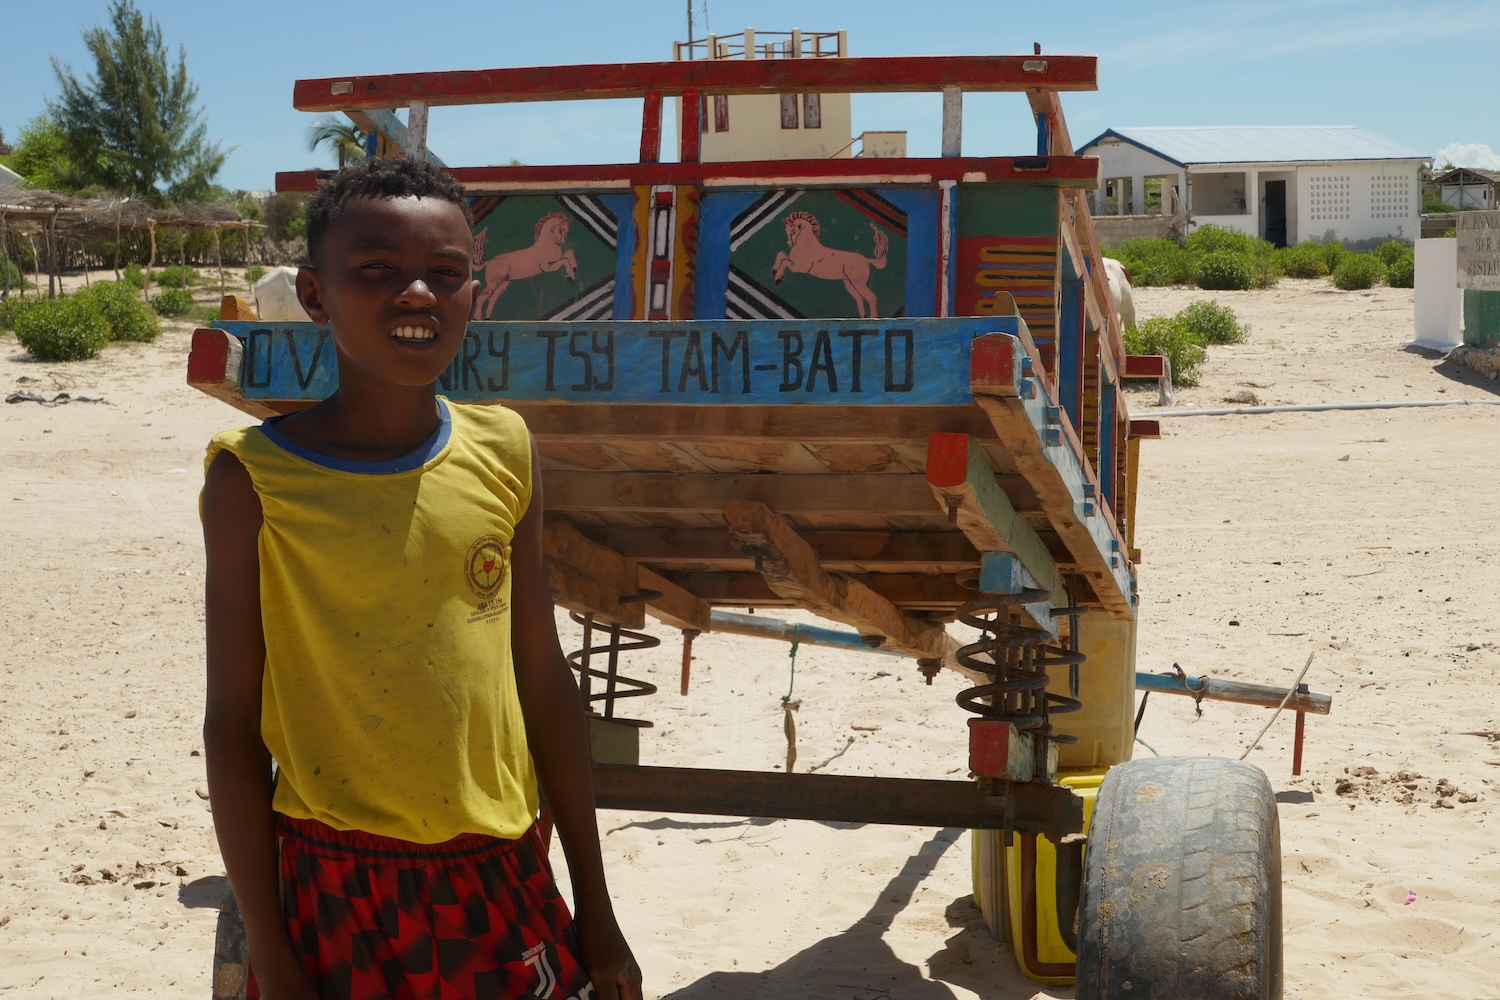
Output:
[445,399,531,441]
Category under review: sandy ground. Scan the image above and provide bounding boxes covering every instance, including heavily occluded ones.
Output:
[1,275,1498,998]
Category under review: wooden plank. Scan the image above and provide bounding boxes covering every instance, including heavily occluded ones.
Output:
[636,565,711,633]
[292,56,1098,111]
[344,109,447,166]
[544,521,639,597]
[1127,419,1161,440]
[542,472,937,516]
[217,318,1017,408]
[1123,354,1166,379]
[661,571,972,611]
[275,155,1101,194]
[218,295,258,321]
[571,524,980,571]
[925,433,1066,604]
[722,500,964,671]
[969,333,1134,616]
[546,561,644,629]
[521,403,997,444]
[186,328,276,419]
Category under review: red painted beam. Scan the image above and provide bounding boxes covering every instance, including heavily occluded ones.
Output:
[1128,419,1161,440]
[275,155,1101,194]
[1123,354,1166,379]
[292,55,1098,112]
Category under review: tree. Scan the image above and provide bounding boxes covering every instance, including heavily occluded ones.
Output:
[309,117,367,168]
[9,113,96,192]
[0,125,12,157]
[48,0,226,203]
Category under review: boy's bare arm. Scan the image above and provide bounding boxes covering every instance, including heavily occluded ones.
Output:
[201,452,314,998]
[510,435,642,1000]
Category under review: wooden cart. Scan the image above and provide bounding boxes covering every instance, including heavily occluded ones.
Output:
[195,50,1285,998]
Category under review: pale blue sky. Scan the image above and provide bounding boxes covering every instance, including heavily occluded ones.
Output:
[3,0,1496,193]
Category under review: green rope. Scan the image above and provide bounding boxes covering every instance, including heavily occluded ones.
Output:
[781,625,801,703]
[1135,737,1161,757]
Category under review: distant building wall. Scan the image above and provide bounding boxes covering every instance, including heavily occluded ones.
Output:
[1093,214,1178,247]
[1294,163,1420,245]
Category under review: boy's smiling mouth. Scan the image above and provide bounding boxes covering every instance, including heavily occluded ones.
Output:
[391,325,437,342]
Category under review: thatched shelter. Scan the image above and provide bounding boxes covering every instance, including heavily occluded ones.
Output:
[0,188,265,300]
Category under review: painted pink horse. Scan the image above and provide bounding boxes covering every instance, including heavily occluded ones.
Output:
[771,212,889,318]
[471,212,578,319]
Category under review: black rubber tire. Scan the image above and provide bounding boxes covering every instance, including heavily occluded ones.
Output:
[1075,756,1282,1000]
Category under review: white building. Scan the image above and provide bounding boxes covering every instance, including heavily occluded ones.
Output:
[1078,126,1430,246]
[672,29,905,162]
[1432,166,1499,211]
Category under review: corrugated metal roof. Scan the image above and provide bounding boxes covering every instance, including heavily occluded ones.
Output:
[1078,126,1429,167]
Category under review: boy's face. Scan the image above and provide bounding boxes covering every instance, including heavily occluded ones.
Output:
[296,195,477,389]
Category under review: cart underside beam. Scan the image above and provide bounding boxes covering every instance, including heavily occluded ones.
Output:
[591,763,1084,840]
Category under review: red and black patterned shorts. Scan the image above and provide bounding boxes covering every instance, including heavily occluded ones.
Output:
[248,815,593,1000]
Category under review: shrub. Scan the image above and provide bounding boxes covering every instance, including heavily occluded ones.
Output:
[154,264,198,288]
[1124,316,1207,387]
[1187,225,1279,288]
[246,263,267,285]
[1193,251,1255,291]
[2,256,29,290]
[1274,242,1330,279]
[1385,250,1415,289]
[151,287,196,317]
[14,295,111,361]
[1107,237,1194,286]
[1331,253,1385,291]
[1317,241,1345,274]
[1175,300,1246,345]
[1373,239,1410,267]
[122,262,146,287]
[76,280,160,342]
[0,295,33,332]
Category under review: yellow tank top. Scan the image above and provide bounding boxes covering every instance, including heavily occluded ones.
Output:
[205,400,538,843]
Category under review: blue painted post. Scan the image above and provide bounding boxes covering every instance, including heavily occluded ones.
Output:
[1099,377,1118,510]
[1057,277,1085,433]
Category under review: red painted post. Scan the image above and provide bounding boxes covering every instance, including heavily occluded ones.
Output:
[679,89,702,164]
[640,91,663,164]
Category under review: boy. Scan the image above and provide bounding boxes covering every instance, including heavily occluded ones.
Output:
[201,157,641,1000]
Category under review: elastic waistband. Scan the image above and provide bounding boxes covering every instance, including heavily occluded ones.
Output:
[276,814,536,863]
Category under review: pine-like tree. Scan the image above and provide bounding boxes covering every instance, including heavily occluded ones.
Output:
[48,0,227,203]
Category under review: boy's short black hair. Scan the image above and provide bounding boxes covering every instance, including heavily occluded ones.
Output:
[305,157,474,265]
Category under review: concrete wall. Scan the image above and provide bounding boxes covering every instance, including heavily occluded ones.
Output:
[690,91,854,162]
[1093,214,1178,247]
[1296,163,1421,245]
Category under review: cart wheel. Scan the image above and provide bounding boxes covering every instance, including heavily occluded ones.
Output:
[212,888,250,1000]
[1076,756,1282,1000]
[970,829,1011,944]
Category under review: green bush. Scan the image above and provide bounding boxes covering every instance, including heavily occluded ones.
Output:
[76,280,160,342]
[1385,250,1415,289]
[1124,316,1207,387]
[1187,225,1279,288]
[1274,242,1330,279]
[1192,251,1255,291]
[1175,299,1246,345]
[154,264,198,288]
[1106,238,1194,286]
[246,263,266,285]
[14,295,112,361]
[1318,241,1345,274]
[1331,253,1385,291]
[151,287,196,316]
[1373,239,1410,267]
[0,295,32,332]
[2,256,30,290]
[122,262,146,287]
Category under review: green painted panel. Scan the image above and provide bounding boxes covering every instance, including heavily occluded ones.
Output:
[958,185,1059,239]
[1463,289,1500,347]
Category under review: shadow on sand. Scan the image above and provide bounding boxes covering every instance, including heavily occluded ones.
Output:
[663,827,1070,1000]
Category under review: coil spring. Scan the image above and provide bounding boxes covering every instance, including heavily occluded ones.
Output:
[954,589,1086,749]
[566,611,659,725]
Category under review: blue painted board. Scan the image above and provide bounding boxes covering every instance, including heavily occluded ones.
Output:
[215,317,1026,406]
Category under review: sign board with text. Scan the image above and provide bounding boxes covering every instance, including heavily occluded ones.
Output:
[1456,211,1500,291]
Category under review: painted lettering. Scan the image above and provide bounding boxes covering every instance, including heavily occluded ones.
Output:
[649,329,686,393]
[567,332,595,392]
[461,332,482,390]
[486,331,510,391]
[838,329,877,392]
[537,330,568,391]
[778,330,804,392]
[885,329,914,392]
[678,331,709,393]
[286,328,327,390]
[247,329,273,388]
[711,330,750,394]
[805,330,838,392]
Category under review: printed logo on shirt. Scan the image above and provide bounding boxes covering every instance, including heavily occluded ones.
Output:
[465,534,509,601]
